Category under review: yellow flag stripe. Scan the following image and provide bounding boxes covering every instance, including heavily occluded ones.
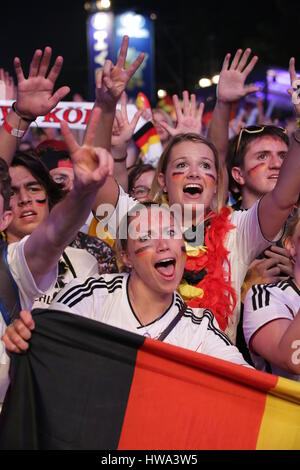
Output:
[256,376,300,450]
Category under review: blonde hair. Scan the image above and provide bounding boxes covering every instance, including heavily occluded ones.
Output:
[282,209,300,248]
[151,133,224,213]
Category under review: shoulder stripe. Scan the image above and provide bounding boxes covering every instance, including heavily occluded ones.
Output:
[67,281,123,308]
[182,308,232,346]
[251,284,272,311]
[62,278,123,306]
[58,276,123,306]
[57,275,124,304]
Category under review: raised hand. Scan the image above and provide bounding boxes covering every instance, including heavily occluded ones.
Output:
[95,35,144,111]
[217,49,259,103]
[111,92,142,152]
[0,68,16,100]
[61,107,114,193]
[160,91,204,137]
[14,46,70,120]
[288,57,300,116]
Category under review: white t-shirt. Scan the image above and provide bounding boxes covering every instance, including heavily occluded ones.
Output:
[243,278,300,382]
[50,273,250,367]
[32,246,98,309]
[96,187,282,343]
[0,236,57,405]
[0,243,98,406]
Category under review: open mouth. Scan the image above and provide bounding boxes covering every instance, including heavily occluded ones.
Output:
[154,258,176,278]
[20,211,37,219]
[183,184,203,197]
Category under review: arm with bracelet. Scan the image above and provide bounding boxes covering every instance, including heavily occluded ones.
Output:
[0,47,70,165]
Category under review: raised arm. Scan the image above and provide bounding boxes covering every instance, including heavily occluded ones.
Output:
[111,92,142,191]
[258,58,300,241]
[207,49,259,166]
[87,35,144,210]
[24,108,113,285]
[0,47,70,165]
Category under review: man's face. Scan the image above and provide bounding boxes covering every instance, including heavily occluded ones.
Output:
[235,136,288,197]
[6,166,49,242]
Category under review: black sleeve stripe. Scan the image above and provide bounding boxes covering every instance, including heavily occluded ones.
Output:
[251,284,272,311]
[64,280,123,307]
[61,279,123,306]
[258,284,264,309]
[57,277,96,303]
[264,285,270,307]
[57,275,124,303]
[203,310,233,346]
[67,282,123,308]
[252,285,258,311]
[58,276,124,305]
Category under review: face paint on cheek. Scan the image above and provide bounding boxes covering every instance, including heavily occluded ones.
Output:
[249,163,268,177]
[134,245,153,257]
[204,173,217,187]
[171,172,185,182]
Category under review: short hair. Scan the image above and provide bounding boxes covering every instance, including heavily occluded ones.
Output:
[11,150,66,210]
[128,164,155,193]
[227,126,289,194]
[0,158,12,211]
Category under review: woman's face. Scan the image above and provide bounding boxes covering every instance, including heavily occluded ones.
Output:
[158,140,217,215]
[122,206,186,296]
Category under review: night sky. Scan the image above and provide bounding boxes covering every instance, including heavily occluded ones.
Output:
[1,1,299,101]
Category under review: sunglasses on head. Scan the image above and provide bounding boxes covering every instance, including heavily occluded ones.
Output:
[235,125,287,157]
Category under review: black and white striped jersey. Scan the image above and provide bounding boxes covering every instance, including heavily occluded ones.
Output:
[243,278,300,381]
[50,273,250,367]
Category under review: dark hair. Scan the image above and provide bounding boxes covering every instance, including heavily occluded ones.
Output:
[11,150,66,210]
[128,164,155,193]
[227,126,289,194]
[0,158,12,211]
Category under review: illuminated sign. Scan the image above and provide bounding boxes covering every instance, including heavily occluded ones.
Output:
[114,12,154,102]
[86,10,155,102]
[87,11,114,100]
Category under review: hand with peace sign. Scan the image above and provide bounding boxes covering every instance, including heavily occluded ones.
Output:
[14,46,70,120]
[95,35,145,112]
[61,107,114,195]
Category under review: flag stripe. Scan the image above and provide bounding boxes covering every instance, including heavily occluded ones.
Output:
[118,338,278,450]
[256,376,300,449]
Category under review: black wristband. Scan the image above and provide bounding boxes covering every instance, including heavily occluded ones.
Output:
[12,102,36,123]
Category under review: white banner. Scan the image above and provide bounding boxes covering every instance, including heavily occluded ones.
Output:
[0,100,94,130]
[0,101,147,132]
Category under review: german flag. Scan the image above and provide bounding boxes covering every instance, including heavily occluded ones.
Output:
[133,121,162,168]
[0,310,299,450]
